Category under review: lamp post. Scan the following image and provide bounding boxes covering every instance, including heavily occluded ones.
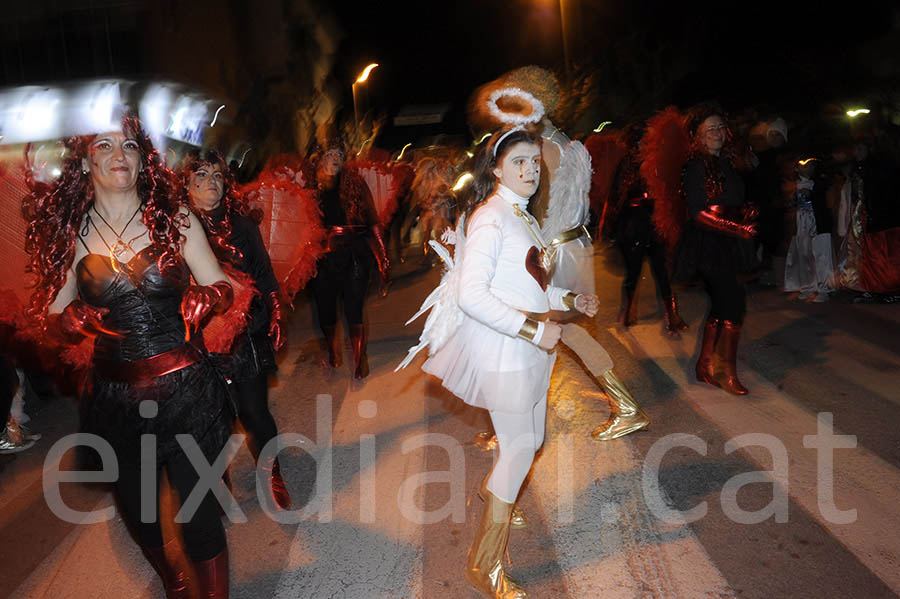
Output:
[352,63,379,133]
[560,0,571,83]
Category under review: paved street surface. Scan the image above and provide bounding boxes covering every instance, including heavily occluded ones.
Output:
[2,244,899,599]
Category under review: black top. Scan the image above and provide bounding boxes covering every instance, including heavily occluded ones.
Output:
[207,205,279,336]
[76,245,191,362]
[318,183,348,227]
[683,156,746,217]
[677,156,757,277]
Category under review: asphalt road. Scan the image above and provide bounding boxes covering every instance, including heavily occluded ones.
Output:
[2,243,899,598]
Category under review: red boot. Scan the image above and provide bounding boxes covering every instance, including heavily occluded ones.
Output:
[144,540,190,599]
[620,287,638,327]
[716,320,749,395]
[695,317,720,387]
[192,548,229,599]
[259,456,292,510]
[349,324,369,379]
[663,295,688,334]
[322,325,341,368]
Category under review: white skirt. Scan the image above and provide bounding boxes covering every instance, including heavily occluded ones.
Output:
[423,315,556,414]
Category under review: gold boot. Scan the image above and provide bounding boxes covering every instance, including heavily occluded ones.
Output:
[591,369,650,441]
[478,479,527,529]
[474,431,498,451]
[466,487,527,598]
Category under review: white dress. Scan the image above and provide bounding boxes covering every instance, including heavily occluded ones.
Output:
[423,184,572,414]
[540,126,596,295]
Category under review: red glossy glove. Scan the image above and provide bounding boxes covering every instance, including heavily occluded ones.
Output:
[371,225,390,279]
[267,291,286,351]
[695,206,757,240]
[47,299,120,346]
[180,281,234,340]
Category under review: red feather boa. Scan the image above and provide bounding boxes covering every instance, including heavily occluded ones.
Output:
[639,107,691,251]
[203,265,259,353]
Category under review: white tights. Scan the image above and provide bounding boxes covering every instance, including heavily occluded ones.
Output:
[485,398,547,504]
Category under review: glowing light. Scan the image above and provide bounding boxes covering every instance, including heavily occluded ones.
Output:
[798,158,817,166]
[397,142,412,160]
[356,63,379,84]
[238,146,252,168]
[476,133,492,145]
[210,104,225,127]
[51,168,61,177]
[593,120,613,133]
[846,108,870,117]
[452,172,473,191]
[466,151,474,158]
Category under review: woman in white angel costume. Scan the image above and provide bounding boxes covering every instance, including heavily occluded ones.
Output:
[468,66,650,442]
[402,89,598,597]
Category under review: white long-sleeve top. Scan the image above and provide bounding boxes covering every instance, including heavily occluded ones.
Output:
[458,184,571,340]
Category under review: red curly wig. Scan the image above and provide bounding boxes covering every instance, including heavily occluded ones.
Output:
[22,114,186,323]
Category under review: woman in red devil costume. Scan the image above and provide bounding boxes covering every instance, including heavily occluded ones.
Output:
[182,148,291,511]
[680,103,758,395]
[24,116,233,597]
[309,141,389,382]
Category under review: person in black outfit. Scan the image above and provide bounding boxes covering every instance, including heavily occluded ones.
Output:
[608,123,688,334]
[681,104,758,396]
[24,118,233,597]
[309,142,389,381]
[183,149,291,511]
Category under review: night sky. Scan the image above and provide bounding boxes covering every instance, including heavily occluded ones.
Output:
[331,0,896,131]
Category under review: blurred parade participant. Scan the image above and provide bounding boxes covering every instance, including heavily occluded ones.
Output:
[409,156,457,262]
[747,116,791,287]
[681,103,758,395]
[503,66,594,295]
[183,149,291,510]
[0,357,40,454]
[609,122,688,332]
[422,116,598,598]
[783,157,835,302]
[309,141,389,381]
[23,116,234,596]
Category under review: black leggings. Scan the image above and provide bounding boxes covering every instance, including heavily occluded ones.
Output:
[115,450,226,562]
[620,238,672,298]
[701,271,746,324]
[0,357,16,423]
[311,248,370,329]
[233,373,277,459]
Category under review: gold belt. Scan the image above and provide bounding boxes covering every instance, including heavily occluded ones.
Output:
[549,224,591,247]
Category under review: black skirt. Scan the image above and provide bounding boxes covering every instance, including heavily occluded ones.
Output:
[81,360,233,468]
[676,222,760,279]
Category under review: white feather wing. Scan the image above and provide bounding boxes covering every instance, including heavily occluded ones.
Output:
[541,140,593,240]
[395,223,467,371]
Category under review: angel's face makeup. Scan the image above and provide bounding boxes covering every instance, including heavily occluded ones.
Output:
[493,141,541,198]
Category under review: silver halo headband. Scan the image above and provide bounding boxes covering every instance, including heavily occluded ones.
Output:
[492,126,526,158]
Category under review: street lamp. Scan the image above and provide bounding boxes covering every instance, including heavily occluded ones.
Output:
[352,63,379,131]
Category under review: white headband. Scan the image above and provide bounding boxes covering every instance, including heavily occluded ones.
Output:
[492,126,525,158]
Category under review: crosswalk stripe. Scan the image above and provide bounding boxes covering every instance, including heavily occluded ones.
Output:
[529,349,738,598]
[612,324,900,594]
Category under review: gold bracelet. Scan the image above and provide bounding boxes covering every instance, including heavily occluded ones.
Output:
[517,318,540,342]
[562,292,578,310]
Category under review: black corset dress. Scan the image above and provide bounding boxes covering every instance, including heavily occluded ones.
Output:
[76,246,232,467]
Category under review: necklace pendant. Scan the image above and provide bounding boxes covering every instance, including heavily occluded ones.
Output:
[111,239,130,260]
